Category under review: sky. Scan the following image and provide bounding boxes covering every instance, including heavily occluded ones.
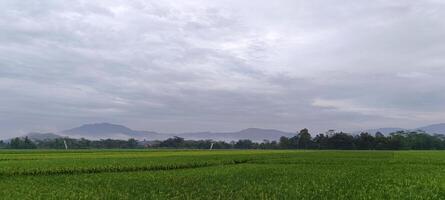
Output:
[1,0,445,137]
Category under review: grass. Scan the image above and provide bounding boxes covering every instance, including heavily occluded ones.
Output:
[1,150,444,199]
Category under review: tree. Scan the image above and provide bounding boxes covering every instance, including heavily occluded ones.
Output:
[387,131,406,150]
[297,128,312,149]
[127,138,138,148]
[355,132,375,150]
[279,136,292,149]
[8,137,36,149]
[5,129,445,150]
[259,140,279,149]
[313,134,328,149]
[159,137,185,148]
[327,132,354,149]
[234,139,256,149]
[374,132,388,150]
[0,140,6,148]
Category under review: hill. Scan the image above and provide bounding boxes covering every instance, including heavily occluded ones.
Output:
[61,123,169,140]
[25,132,63,141]
[60,123,294,142]
[415,123,445,134]
[178,128,295,142]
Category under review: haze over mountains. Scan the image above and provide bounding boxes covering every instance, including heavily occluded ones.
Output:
[62,123,166,141]
[355,128,406,135]
[49,123,295,142]
[24,132,63,141]
[357,124,445,135]
[16,123,445,142]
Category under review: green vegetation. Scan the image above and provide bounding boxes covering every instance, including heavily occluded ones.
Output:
[6,129,445,150]
[1,150,445,199]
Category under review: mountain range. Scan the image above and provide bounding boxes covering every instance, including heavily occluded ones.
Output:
[25,123,295,142]
[357,123,445,135]
[15,122,445,142]
[354,128,406,135]
[62,123,167,140]
[24,132,63,141]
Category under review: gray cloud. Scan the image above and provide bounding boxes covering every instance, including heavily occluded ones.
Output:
[1,0,445,137]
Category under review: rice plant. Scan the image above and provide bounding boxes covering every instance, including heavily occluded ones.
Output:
[1,150,444,199]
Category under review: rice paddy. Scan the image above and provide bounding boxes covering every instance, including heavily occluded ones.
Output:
[1,150,444,199]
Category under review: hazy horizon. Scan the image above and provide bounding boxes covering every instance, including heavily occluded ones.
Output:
[3,121,444,141]
[2,0,445,137]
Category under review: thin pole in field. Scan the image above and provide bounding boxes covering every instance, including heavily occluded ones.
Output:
[63,139,68,150]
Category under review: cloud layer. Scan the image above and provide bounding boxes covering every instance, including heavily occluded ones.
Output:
[1,0,445,137]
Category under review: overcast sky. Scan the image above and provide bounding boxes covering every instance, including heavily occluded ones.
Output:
[1,0,445,137]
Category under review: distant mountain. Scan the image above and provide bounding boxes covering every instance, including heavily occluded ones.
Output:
[61,123,169,140]
[59,123,294,142]
[10,122,445,142]
[415,123,445,134]
[3,132,63,142]
[178,128,295,142]
[355,123,445,135]
[355,128,405,135]
[25,132,63,141]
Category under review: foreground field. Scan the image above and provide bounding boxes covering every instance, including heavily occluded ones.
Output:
[1,150,445,199]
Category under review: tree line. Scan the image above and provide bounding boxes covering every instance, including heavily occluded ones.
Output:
[0,137,139,149]
[1,129,445,150]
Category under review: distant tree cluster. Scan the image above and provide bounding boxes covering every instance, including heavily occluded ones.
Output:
[0,140,7,149]
[9,137,37,149]
[158,137,232,149]
[279,129,445,150]
[4,137,139,149]
[3,129,445,150]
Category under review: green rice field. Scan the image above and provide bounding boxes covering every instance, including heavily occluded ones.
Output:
[1,150,445,199]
